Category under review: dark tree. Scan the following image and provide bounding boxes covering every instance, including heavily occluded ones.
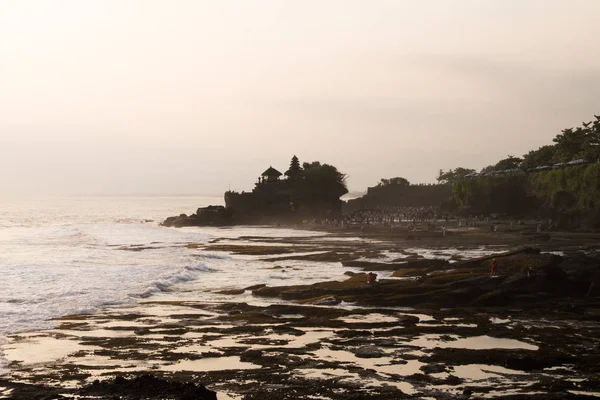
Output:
[494,155,522,170]
[378,177,410,187]
[583,115,600,162]
[480,165,496,174]
[520,145,556,170]
[298,161,348,206]
[285,155,302,180]
[551,117,600,163]
[553,127,587,162]
[437,168,476,184]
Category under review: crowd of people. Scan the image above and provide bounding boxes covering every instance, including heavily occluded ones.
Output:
[344,206,447,225]
[302,206,555,235]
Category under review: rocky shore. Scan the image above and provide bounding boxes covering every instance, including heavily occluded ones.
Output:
[2,223,600,399]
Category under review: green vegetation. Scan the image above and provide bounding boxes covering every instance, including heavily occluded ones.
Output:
[377,177,410,187]
[437,168,476,184]
[521,145,556,170]
[447,114,600,227]
[530,163,600,214]
[452,173,534,216]
[552,116,600,162]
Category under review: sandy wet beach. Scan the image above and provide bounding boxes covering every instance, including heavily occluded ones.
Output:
[1,223,600,399]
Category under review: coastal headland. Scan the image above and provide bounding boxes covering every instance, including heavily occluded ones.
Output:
[3,117,600,398]
[2,222,600,399]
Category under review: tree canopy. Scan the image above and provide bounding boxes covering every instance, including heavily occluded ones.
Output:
[441,113,600,182]
[285,155,302,179]
[552,116,600,162]
[377,177,410,187]
[437,168,476,184]
[293,161,348,210]
[445,112,600,227]
[494,155,522,170]
[520,145,556,170]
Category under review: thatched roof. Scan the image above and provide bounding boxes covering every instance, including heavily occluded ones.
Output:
[262,166,282,177]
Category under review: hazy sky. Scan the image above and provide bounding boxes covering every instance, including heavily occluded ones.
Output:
[1,0,599,196]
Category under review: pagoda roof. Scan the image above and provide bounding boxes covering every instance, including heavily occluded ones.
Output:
[262,166,282,176]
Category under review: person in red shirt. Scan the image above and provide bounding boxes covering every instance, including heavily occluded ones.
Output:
[367,272,378,284]
[490,259,498,277]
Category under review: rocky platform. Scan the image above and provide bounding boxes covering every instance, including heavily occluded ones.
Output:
[2,224,600,399]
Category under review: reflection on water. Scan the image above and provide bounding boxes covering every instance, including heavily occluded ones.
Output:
[161,356,260,372]
[407,334,538,351]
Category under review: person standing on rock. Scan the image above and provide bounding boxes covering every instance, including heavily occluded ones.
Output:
[490,259,498,277]
[367,272,378,284]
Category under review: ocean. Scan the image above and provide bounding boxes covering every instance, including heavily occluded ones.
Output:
[0,196,350,338]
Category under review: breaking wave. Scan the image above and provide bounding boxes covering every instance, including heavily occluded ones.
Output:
[137,263,216,298]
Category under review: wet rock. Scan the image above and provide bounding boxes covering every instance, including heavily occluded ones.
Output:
[162,206,232,227]
[392,258,450,277]
[240,349,263,362]
[443,375,463,385]
[80,374,217,400]
[453,247,545,270]
[342,260,404,271]
[504,353,573,372]
[208,245,293,255]
[398,315,420,326]
[391,268,426,278]
[133,327,151,335]
[579,377,600,391]
[262,251,359,263]
[427,348,575,372]
[228,311,279,324]
[394,258,450,272]
[244,284,266,291]
[474,289,512,306]
[529,377,577,392]
[354,345,386,358]
[217,289,245,295]
[420,363,449,374]
[311,296,341,306]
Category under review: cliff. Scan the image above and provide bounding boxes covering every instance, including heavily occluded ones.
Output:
[162,157,348,227]
[345,183,452,212]
[452,163,600,228]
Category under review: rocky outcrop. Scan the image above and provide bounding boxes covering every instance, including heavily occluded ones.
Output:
[79,375,217,400]
[391,259,450,277]
[342,258,449,273]
[253,249,600,309]
[161,206,232,227]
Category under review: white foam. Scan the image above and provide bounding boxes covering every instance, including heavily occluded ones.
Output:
[0,197,219,335]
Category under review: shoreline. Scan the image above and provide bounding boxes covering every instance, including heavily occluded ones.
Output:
[1,224,600,399]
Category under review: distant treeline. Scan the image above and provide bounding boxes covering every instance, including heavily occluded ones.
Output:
[346,114,600,228]
[448,114,600,228]
[438,114,600,184]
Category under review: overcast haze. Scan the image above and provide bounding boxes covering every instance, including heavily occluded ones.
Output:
[1,0,599,196]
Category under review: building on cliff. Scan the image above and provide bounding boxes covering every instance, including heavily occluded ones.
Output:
[225,156,347,222]
[260,166,282,183]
